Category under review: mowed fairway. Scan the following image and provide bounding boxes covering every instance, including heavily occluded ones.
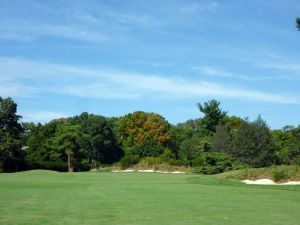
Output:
[1,171,300,225]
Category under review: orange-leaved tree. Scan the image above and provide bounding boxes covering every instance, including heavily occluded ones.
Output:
[116,111,171,155]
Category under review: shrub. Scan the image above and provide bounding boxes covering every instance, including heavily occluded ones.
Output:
[28,161,68,172]
[231,161,246,171]
[192,152,242,174]
[160,149,175,161]
[73,161,91,172]
[290,164,299,176]
[120,155,139,169]
[26,160,91,172]
[168,159,189,167]
[129,139,166,158]
[2,159,28,172]
[139,157,163,166]
[272,167,289,182]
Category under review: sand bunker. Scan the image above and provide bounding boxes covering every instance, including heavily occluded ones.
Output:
[112,169,185,174]
[111,169,134,172]
[242,179,300,185]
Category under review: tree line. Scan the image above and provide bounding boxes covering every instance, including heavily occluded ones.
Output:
[1,97,300,173]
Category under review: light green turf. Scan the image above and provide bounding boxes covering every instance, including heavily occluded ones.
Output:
[1,170,300,225]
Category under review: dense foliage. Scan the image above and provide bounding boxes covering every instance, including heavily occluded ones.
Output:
[197,100,227,135]
[1,96,300,174]
[116,111,171,150]
[232,116,276,167]
[23,113,122,172]
[0,97,24,172]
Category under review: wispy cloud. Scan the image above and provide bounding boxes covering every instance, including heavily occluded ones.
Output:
[192,66,233,78]
[192,66,298,81]
[0,22,110,42]
[0,1,112,42]
[0,56,297,104]
[263,62,300,75]
[128,60,174,68]
[0,0,222,43]
[178,1,219,14]
[22,111,69,123]
[215,50,300,80]
[0,81,37,98]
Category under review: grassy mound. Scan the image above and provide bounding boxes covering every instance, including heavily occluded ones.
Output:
[97,157,191,173]
[130,158,190,172]
[215,165,300,182]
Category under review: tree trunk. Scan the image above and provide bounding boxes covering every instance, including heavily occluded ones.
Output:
[92,159,97,169]
[67,153,73,172]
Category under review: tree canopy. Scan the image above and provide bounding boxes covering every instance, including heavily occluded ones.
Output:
[2,96,300,174]
[232,116,276,167]
[0,97,24,171]
[116,111,171,152]
[296,17,300,31]
[197,99,227,135]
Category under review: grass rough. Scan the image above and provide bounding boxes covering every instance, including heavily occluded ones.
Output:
[215,165,300,182]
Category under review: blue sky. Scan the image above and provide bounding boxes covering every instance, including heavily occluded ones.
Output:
[0,0,300,128]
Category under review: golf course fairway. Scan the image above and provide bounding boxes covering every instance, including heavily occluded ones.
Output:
[1,170,300,225]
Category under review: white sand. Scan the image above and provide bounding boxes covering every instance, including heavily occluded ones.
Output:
[112,169,186,174]
[172,171,186,174]
[138,169,154,172]
[242,179,300,185]
[111,169,134,172]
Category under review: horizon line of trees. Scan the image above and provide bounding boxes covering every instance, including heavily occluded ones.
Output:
[1,96,300,174]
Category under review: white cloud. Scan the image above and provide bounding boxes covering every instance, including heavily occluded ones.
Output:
[263,62,300,74]
[0,0,222,43]
[0,80,37,97]
[192,66,233,78]
[218,50,300,80]
[0,22,110,42]
[192,66,295,81]
[0,1,159,43]
[179,1,219,14]
[0,56,297,104]
[128,60,174,68]
[21,111,69,123]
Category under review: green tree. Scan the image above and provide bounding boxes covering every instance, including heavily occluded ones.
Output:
[197,99,227,135]
[212,123,232,154]
[296,17,300,31]
[193,152,242,174]
[52,124,88,172]
[177,118,202,134]
[25,119,65,163]
[272,127,300,165]
[179,135,201,166]
[69,113,122,164]
[232,116,276,167]
[168,125,194,159]
[223,116,245,131]
[129,138,166,158]
[0,97,24,171]
[24,113,122,170]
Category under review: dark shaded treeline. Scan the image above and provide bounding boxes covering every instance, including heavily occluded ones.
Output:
[1,97,300,173]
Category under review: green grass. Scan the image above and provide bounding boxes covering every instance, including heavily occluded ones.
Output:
[1,170,300,225]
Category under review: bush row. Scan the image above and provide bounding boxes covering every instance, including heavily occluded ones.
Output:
[0,160,91,172]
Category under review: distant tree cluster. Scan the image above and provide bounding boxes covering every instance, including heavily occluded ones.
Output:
[23,112,122,172]
[1,96,300,174]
